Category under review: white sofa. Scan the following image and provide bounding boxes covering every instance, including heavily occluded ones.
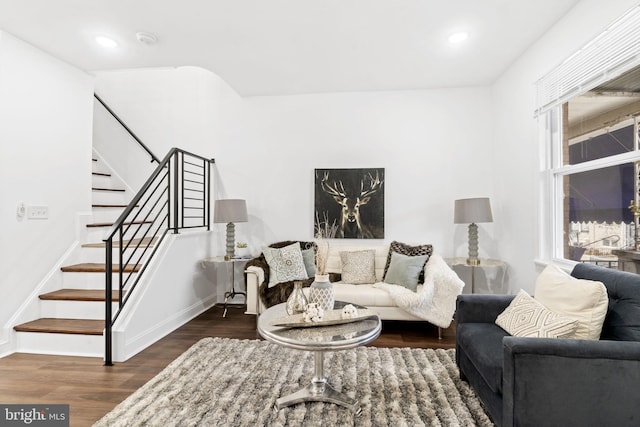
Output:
[245,244,464,333]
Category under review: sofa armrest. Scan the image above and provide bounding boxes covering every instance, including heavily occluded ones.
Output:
[245,265,266,315]
[502,337,640,427]
[456,294,514,324]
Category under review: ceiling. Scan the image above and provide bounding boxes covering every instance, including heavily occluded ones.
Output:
[0,0,581,96]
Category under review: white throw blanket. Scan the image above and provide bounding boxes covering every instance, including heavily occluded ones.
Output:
[373,254,464,328]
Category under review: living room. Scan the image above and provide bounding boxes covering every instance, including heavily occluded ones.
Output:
[2,0,640,425]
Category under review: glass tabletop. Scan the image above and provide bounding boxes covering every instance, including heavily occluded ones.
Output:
[258,301,381,352]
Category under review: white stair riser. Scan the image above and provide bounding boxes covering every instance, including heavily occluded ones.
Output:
[40,300,119,320]
[90,209,126,224]
[84,226,159,243]
[15,332,103,358]
[77,248,151,264]
[62,272,138,289]
[92,190,128,206]
[89,207,147,224]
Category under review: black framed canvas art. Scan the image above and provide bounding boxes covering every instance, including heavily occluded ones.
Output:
[314,168,384,239]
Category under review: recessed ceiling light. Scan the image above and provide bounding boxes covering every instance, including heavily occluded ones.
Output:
[95,36,118,48]
[136,32,158,46]
[448,32,469,44]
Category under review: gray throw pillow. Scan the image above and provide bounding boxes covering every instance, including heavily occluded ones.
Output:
[383,241,433,284]
[301,248,317,278]
[384,252,429,292]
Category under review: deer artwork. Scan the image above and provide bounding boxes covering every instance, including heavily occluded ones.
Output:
[319,170,384,238]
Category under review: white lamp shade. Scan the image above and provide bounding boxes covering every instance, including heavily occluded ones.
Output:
[454,197,493,224]
[214,199,248,223]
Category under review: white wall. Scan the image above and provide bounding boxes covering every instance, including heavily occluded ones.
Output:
[93,67,239,248]
[218,88,496,258]
[90,0,640,297]
[94,67,221,161]
[491,0,640,293]
[92,69,496,273]
[112,231,215,362]
[0,31,94,351]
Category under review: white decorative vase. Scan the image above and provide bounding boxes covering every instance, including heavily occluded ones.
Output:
[309,274,334,311]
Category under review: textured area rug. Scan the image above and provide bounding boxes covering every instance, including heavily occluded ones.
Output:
[94,338,492,426]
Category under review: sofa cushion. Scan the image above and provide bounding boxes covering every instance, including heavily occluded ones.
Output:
[571,262,640,341]
[262,242,308,286]
[301,248,316,277]
[383,252,429,291]
[340,250,377,284]
[457,322,509,393]
[326,245,389,281]
[535,264,608,340]
[383,241,433,284]
[496,290,578,338]
[332,283,396,307]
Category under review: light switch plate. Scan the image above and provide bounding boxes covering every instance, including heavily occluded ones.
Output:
[27,206,48,219]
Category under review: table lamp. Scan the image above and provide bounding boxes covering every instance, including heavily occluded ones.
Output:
[454,197,493,266]
[214,199,248,260]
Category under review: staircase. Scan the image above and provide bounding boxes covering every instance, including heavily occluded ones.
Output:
[12,156,149,357]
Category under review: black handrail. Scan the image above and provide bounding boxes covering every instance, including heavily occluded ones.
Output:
[94,93,160,163]
[104,147,214,365]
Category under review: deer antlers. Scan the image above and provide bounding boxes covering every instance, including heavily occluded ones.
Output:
[320,170,383,200]
[319,171,347,201]
[359,171,383,200]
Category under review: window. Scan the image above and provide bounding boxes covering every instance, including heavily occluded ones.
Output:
[545,73,640,267]
[537,6,640,268]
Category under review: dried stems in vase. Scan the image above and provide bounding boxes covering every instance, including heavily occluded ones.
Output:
[315,238,329,276]
[314,211,338,239]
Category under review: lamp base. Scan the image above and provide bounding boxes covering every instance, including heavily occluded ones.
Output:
[466,222,483,266]
[226,222,235,259]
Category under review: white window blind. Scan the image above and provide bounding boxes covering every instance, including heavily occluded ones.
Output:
[535,5,640,116]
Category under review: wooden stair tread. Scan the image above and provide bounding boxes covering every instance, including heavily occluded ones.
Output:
[92,172,111,177]
[86,221,151,228]
[82,237,157,248]
[92,187,126,192]
[92,204,136,208]
[14,318,104,335]
[39,289,121,302]
[61,263,141,273]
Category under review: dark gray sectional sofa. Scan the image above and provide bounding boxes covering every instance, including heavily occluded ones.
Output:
[456,263,640,427]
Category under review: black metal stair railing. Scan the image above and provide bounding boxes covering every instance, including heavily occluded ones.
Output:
[94,93,160,164]
[103,148,214,365]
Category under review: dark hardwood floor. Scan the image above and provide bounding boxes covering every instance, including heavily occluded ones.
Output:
[0,304,455,427]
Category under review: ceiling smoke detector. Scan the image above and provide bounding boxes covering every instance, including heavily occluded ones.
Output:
[136,32,158,46]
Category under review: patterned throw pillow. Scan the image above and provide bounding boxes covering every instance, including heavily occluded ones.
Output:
[262,242,309,286]
[496,290,578,338]
[340,250,377,284]
[383,241,433,283]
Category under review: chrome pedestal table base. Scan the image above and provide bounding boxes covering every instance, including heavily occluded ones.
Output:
[258,301,381,416]
[275,351,361,415]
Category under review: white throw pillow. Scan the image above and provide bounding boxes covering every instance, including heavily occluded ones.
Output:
[496,290,578,338]
[340,250,377,284]
[534,264,608,340]
[262,242,309,286]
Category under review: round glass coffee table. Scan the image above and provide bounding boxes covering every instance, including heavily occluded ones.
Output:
[257,300,381,415]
